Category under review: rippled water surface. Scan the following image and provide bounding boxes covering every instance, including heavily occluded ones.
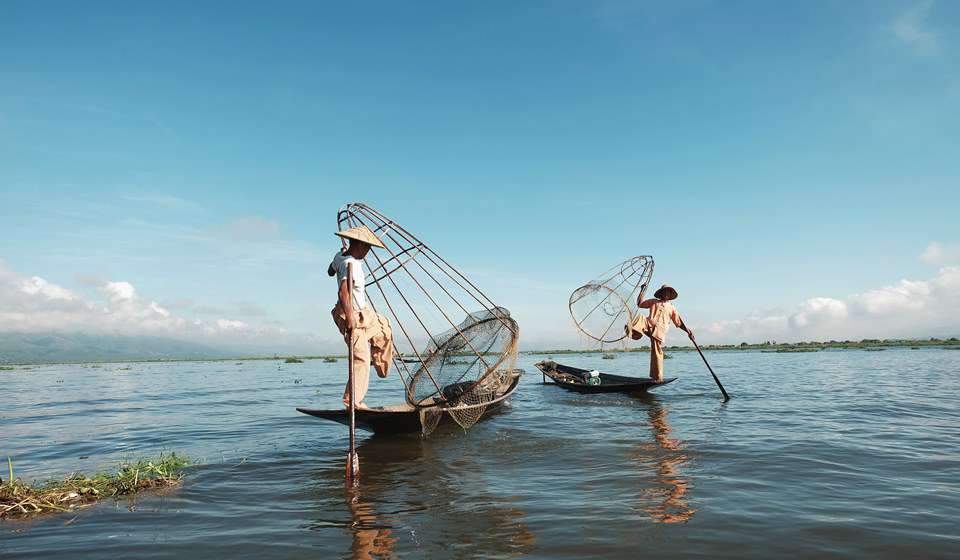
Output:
[2,348,959,558]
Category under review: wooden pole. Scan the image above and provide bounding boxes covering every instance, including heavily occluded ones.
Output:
[679,319,729,400]
[690,335,730,400]
[346,266,359,481]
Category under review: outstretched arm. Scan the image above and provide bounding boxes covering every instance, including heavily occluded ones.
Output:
[674,312,694,340]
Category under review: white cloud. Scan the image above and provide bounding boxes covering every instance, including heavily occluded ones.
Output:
[215,318,248,331]
[848,279,931,315]
[702,260,960,343]
[788,297,849,329]
[892,0,938,55]
[21,276,77,301]
[920,241,960,265]
[149,301,170,317]
[103,281,136,302]
[0,260,317,352]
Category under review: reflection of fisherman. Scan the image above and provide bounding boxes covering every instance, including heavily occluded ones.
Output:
[626,285,693,382]
[328,225,395,409]
[645,403,696,524]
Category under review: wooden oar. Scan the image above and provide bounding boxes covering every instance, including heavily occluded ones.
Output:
[345,269,360,482]
[681,320,730,401]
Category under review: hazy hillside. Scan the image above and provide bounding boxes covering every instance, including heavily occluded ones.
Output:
[0,332,232,364]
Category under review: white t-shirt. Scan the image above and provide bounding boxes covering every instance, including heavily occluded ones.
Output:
[330,251,367,311]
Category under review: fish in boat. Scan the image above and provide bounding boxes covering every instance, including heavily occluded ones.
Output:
[535,360,675,394]
[297,369,523,435]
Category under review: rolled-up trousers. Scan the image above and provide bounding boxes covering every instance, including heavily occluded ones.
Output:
[626,316,665,381]
[332,305,394,405]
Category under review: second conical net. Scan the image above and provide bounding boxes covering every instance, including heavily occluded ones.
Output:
[568,256,655,344]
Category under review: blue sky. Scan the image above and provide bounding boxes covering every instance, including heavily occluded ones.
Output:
[1,1,958,352]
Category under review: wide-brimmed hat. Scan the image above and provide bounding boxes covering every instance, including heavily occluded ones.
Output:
[335,225,386,249]
[654,284,678,301]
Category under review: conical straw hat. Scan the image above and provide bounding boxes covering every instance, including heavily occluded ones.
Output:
[335,225,386,249]
[654,284,678,301]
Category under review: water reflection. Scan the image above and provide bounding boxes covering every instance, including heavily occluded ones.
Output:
[315,432,535,558]
[634,397,697,524]
[345,484,397,559]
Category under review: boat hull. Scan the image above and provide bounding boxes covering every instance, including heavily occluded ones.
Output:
[535,360,675,394]
[297,371,522,434]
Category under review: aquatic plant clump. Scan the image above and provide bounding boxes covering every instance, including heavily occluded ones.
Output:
[1,453,188,519]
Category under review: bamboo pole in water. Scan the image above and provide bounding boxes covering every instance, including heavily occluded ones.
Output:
[680,319,730,401]
[346,266,359,481]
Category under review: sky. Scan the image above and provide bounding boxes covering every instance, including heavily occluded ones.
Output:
[1,1,958,353]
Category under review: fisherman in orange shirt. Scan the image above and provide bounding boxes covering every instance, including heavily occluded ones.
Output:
[627,285,694,382]
[328,225,394,408]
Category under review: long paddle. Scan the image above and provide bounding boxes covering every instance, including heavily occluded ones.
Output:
[681,320,730,401]
[346,268,360,482]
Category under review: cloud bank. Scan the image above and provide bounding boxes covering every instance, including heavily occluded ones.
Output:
[4,240,959,352]
[0,260,331,353]
[701,245,960,342]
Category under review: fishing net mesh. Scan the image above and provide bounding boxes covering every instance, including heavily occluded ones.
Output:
[337,203,521,435]
[409,308,519,429]
[568,256,655,344]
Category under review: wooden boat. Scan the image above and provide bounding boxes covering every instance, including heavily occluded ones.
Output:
[297,370,523,435]
[535,360,675,394]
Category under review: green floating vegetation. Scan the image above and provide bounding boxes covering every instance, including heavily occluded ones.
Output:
[284,357,304,363]
[0,366,14,371]
[322,357,337,363]
[1,453,188,519]
[775,348,820,353]
[663,354,673,360]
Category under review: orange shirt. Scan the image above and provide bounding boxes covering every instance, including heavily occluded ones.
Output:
[643,301,684,342]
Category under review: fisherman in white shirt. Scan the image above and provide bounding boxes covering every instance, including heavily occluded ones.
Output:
[328,225,394,408]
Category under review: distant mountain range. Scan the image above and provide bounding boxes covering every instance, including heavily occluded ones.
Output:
[0,332,233,364]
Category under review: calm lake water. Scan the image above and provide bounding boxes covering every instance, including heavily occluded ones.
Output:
[2,348,959,558]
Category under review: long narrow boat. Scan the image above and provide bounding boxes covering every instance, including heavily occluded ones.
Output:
[535,360,675,394]
[298,370,523,435]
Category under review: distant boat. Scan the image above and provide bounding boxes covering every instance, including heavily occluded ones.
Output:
[535,360,675,394]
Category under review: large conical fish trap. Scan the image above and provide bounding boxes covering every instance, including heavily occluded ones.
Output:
[568,256,655,344]
[337,203,520,433]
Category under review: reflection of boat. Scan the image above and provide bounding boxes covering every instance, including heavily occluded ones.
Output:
[297,370,522,435]
[535,360,675,394]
